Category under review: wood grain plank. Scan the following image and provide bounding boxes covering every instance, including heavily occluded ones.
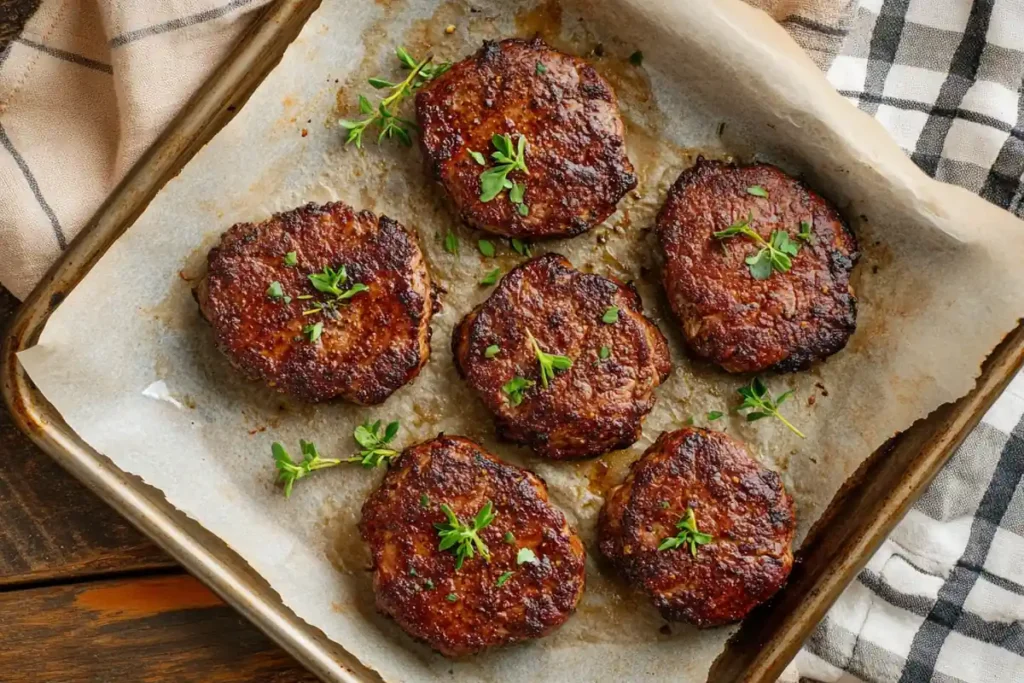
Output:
[0,287,173,586]
[0,573,317,682]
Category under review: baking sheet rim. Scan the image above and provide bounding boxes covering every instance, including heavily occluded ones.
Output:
[2,0,1023,681]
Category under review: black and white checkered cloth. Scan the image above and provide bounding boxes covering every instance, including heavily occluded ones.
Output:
[790,2,1024,681]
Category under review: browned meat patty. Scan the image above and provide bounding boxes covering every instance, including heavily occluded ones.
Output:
[194,202,433,404]
[656,158,859,373]
[453,254,671,460]
[359,435,586,657]
[598,428,795,627]
[415,37,636,239]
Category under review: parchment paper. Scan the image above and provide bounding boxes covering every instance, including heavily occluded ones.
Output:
[18,0,1024,681]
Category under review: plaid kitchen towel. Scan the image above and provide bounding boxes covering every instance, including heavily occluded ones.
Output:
[787,1,1024,682]
[1,1,1023,683]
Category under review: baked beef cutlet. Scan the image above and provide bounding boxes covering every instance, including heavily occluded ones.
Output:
[599,428,796,627]
[656,158,858,373]
[360,435,586,656]
[195,202,433,403]
[453,254,671,460]
[416,37,636,239]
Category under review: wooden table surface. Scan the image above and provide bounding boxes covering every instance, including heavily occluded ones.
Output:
[0,288,317,681]
[0,4,315,679]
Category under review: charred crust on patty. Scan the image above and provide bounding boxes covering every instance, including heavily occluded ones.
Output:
[359,435,586,656]
[656,158,859,373]
[194,201,433,404]
[598,428,795,627]
[415,37,636,239]
[453,254,671,460]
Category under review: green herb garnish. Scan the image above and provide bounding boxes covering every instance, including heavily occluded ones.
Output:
[657,507,713,556]
[340,46,450,147]
[511,238,532,257]
[272,440,341,497]
[267,281,285,301]
[424,579,435,590]
[478,239,495,257]
[479,133,529,204]
[602,306,620,324]
[713,213,800,280]
[599,346,611,360]
[283,251,298,267]
[420,493,430,508]
[509,182,525,205]
[444,230,459,255]
[446,592,458,602]
[484,344,501,359]
[435,501,496,570]
[629,50,643,66]
[526,329,572,388]
[496,571,514,587]
[797,220,815,244]
[746,185,769,198]
[504,531,516,544]
[736,377,804,438]
[707,411,724,421]
[502,376,535,406]
[303,322,323,344]
[480,268,501,286]
[308,264,367,299]
[535,61,548,75]
[348,420,400,468]
[468,149,487,166]
[516,547,537,565]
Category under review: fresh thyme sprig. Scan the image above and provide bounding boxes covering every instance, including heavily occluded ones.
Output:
[272,440,341,498]
[736,377,805,438]
[713,212,800,280]
[270,420,401,497]
[658,507,713,556]
[526,329,572,388]
[348,420,401,468]
[435,501,496,570]
[476,134,530,216]
[339,46,451,148]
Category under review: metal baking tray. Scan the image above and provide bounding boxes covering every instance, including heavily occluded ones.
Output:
[3,0,1023,680]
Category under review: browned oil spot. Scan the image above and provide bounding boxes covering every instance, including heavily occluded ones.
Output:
[333,0,409,124]
[581,448,636,496]
[323,490,377,577]
[514,0,563,42]
[565,566,665,643]
[411,401,443,428]
[75,576,221,620]
[403,1,471,58]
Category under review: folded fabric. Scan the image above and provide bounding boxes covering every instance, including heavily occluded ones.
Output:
[0,0,273,299]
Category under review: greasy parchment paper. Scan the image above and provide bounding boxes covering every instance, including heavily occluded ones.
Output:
[18,0,1024,681]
